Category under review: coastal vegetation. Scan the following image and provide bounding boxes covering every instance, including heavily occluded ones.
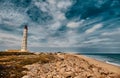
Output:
[0,52,55,78]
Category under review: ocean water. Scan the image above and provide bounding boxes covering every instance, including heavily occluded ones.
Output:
[82,53,120,66]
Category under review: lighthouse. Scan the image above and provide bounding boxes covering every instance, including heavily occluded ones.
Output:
[21,25,28,52]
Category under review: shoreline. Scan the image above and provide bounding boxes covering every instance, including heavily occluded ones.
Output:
[67,52,120,66]
[83,53,120,67]
[73,53,120,74]
[105,61,120,67]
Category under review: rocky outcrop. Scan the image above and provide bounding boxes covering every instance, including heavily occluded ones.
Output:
[22,53,120,78]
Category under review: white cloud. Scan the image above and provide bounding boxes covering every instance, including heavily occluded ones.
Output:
[57,0,72,10]
[67,22,79,28]
[0,9,29,26]
[83,38,110,44]
[82,16,103,27]
[47,0,56,4]
[0,32,21,47]
[34,0,48,12]
[101,28,120,36]
[67,20,85,28]
[85,23,103,34]
[102,32,115,36]
[55,12,66,21]
[49,22,61,30]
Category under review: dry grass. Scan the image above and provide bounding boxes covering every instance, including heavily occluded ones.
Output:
[0,52,34,56]
[0,52,56,78]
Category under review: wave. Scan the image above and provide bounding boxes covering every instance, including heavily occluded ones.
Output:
[106,61,120,67]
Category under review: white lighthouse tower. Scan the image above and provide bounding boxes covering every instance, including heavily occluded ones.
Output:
[21,25,28,52]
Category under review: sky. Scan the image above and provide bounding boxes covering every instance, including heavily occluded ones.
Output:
[0,0,120,53]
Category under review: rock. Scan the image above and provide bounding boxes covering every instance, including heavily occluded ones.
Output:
[22,53,118,78]
[22,75,31,78]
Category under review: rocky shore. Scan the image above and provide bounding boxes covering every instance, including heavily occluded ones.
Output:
[22,53,120,78]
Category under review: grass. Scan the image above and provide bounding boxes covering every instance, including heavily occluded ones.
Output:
[0,52,34,56]
[0,64,27,78]
[0,52,56,78]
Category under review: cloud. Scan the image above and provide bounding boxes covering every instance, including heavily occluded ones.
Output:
[0,8,29,27]
[49,22,61,30]
[101,28,120,36]
[67,20,85,28]
[85,24,103,34]
[0,0,120,53]
[47,0,56,4]
[83,38,111,44]
[102,32,116,36]
[0,32,21,48]
[57,0,72,10]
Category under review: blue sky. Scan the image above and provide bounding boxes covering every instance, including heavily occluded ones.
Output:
[0,0,120,53]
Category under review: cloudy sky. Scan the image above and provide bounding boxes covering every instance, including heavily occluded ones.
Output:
[0,0,120,53]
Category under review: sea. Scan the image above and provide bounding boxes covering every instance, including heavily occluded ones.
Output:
[31,47,120,67]
[80,53,120,67]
